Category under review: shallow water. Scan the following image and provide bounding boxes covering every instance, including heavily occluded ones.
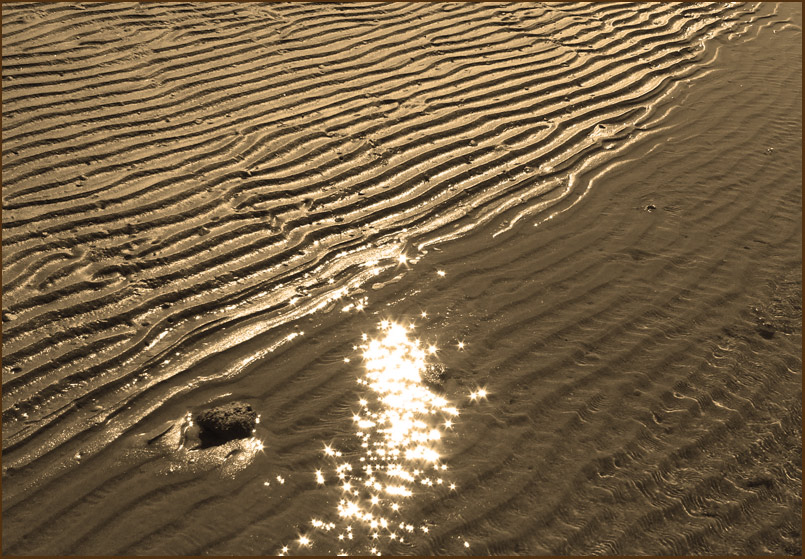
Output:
[2,2,801,555]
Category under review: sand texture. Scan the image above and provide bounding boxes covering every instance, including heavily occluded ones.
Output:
[2,2,801,555]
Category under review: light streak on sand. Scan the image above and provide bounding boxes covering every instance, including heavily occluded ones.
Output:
[302,318,470,555]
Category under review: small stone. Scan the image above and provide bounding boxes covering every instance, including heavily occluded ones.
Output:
[645,204,656,211]
[757,325,775,339]
[195,401,257,445]
[744,475,775,489]
[421,362,447,387]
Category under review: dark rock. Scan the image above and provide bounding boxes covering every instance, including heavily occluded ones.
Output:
[421,362,446,387]
[195,401,257,446]
[744,475,775,490]
[645,204,656,211]
[757,325,775,339]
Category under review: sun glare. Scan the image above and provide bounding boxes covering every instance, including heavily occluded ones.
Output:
[305,319,462,554]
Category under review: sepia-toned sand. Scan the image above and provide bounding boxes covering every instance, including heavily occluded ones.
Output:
[2,2,801,555]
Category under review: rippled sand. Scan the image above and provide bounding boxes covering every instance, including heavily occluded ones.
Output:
[2,2,801,555]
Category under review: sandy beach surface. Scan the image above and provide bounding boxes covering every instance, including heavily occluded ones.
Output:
[2,2,801,555]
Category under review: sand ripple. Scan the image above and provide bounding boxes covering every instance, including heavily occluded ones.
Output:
[2,2,800,555]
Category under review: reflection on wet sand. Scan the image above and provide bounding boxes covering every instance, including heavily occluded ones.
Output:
[285,320,472,556]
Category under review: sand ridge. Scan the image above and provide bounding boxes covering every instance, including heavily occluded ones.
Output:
[2,2,801,555]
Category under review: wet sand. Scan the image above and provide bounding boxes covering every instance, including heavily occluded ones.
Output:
[2,2,801,556]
